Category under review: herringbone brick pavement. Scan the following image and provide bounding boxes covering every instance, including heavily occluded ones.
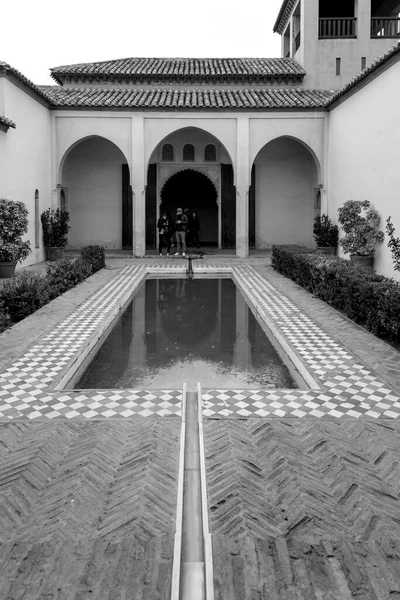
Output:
[205,419,400,599]
[0,419,180,599]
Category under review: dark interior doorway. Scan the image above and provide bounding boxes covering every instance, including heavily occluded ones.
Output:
[160,170,218,246]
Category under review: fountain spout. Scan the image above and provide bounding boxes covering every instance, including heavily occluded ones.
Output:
[186,255,194,278]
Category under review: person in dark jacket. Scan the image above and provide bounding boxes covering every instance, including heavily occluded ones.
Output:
[157,211,171,256]
[174,208,188,256]
[191,211,200,247]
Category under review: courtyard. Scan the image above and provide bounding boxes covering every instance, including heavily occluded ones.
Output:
[0,255,399,598]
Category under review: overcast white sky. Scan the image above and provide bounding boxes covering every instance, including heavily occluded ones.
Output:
[1,0,283,85]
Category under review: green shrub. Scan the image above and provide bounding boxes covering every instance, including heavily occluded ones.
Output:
[313,214,339,248]
[337,200,384,256]
[0,271,50,322]
[0,198,31,263]
[0,301,11,333]
[40,208,70,247]
[80,245,105,273]
[272,245,400,344]
[46,257,93,298]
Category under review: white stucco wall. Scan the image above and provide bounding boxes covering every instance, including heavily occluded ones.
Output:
[328,59,400,281]
[255,137,318,248]
[249,115,325,180]
[0,79,51,266]
[55,115,132,183]
[62,137,126,248]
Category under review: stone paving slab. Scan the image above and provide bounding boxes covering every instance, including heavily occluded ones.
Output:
[0,419,181,599]
[205,418,400,599]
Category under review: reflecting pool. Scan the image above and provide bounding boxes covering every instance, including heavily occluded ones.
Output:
[76,278,297,389]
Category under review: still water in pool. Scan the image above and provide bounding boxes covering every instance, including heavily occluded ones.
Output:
[76,278,296,389]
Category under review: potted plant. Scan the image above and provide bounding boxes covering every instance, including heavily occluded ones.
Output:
[41,208,70,261]
[0,198,31,278]
[337,200,384,267]
[313,214,339,254]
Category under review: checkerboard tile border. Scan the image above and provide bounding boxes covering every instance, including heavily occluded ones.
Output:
[200,265,400,419]
[0,261,398,420]
[0,264,186,420]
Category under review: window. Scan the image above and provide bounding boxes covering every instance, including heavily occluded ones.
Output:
[204,144,217,162]
[183,144,195,161]
[336,57,341,75]
[361,57,366,70]
[162,143,174,161]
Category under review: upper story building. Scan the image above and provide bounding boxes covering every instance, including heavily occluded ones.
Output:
[1,2,400,278]
[274,0,400,88]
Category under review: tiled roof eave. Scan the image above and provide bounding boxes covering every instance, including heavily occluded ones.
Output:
[50,57,306,81]
[273,0,297,34]
[41,86,334,110]
[0,62,51,104]
[0,115,16,131]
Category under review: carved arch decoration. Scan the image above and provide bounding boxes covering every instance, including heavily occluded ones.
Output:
[158,165,220,204]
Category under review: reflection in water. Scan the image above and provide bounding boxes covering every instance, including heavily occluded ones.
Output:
[76,278,296,389]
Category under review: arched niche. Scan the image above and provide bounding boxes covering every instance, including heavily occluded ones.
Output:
[60,136,131,249]
[251,136,320,249]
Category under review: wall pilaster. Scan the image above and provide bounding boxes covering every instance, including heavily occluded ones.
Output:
[236,117,250,258]
[131,116,146,256]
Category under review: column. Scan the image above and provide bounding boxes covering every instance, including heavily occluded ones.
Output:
[131,115,146,257]
[236,116,250,258]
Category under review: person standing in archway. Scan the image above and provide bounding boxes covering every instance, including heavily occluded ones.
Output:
[191,211,200,248]
[157,211,171,256]
[174,208,188,256]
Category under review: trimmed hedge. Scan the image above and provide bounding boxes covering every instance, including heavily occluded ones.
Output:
[272,245,400,345]
[0,300,10,334]
[46,257,93,299]
[0,271,50,322]
[81,245,106,272]
[0,245,106,332]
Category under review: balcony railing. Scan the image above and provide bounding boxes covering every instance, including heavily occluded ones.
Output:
[319,17,357,38]
[371,17,400,38]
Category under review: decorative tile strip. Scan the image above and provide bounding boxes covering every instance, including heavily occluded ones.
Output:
[200,265,400,419]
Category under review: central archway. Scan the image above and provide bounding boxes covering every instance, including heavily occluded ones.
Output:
[160,169,218,246]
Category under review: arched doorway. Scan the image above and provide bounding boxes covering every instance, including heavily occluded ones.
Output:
[145,126,235,252]
[160,170,218,246]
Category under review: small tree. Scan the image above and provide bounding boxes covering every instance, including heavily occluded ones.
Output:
[40,208,70,247]
[386,217,400,272]
[313,214,339,248]
[0,198,31,263]
[338,200,384,256]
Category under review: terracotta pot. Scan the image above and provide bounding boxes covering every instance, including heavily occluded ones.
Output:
[316,247,335,255]
[0,262,17,278]
[45,247,64,261]
[350,254,374,268]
